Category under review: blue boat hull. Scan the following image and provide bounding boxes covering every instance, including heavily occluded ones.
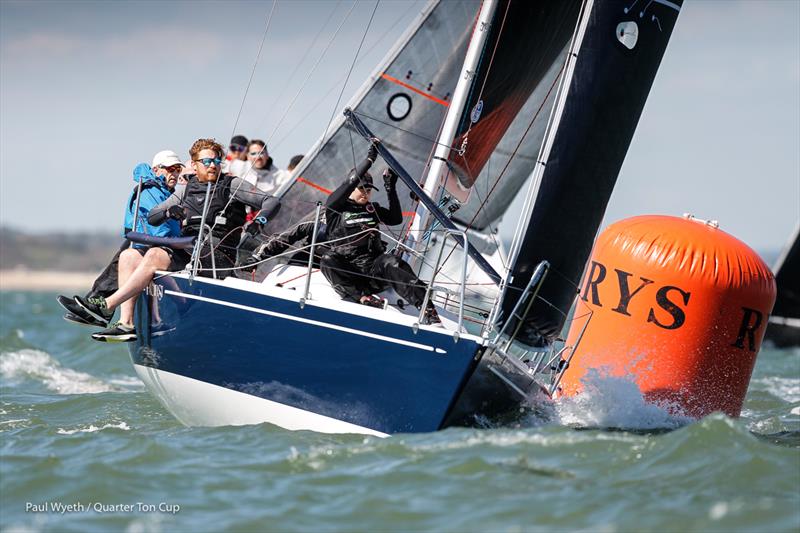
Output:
[130,275,486,435]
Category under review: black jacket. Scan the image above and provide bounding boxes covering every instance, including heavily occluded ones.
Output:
[325,156,402,267]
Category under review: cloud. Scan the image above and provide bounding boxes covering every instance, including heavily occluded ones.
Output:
[1,32,83,57]
[1,26,227,68]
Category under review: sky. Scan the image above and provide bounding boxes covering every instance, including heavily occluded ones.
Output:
[0,0,798,255]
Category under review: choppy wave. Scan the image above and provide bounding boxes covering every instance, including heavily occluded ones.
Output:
[553,369,693,430]
[752,376,800,403]
[0,349,140,395]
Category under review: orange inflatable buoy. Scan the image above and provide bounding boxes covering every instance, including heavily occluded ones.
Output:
[559,214,776,418]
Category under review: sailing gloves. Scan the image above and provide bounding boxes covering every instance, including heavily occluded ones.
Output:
[383,168,398,193]
[240,242,270,273]
[367,137,379,164]
[166,205,185,221]
[239,253,262,273]
[244,215,268,237]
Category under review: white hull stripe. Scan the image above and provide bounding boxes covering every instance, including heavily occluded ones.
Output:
[164,290,447,354]
[133,364,389,437]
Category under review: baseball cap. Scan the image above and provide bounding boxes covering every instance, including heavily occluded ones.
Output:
[359,172,378,190]
[152,150,184,168]
[230,135,248,148]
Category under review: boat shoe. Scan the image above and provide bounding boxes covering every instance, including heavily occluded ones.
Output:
[91,322,137,343]
[74,295,115,325]
[57,295,108,328]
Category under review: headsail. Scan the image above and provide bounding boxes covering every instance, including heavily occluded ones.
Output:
[498,0,684,345]
[766,222,800,346]
[443,1,582,214]
[771,222,800,321]
[270,0,480,232]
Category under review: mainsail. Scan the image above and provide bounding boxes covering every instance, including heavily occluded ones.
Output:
[270,0,480,232]
[498,0,684,345]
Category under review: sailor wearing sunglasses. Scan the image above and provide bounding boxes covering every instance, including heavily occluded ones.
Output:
[228,139,290,195]
[148,137,281,277]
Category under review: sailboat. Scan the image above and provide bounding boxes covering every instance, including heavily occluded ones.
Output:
[765,223,800,347]
[129,0,683,436]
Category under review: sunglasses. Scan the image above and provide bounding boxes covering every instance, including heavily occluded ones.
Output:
[160,165,183,173]
[248,151,267,157]
[195,157,222,167]
[229,144,247,152]
[357,186,373,193]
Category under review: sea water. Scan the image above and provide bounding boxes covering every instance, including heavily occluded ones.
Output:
[1,291,798,532]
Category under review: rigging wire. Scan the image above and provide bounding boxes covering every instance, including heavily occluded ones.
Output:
[434,59,568,277]
[208,1,359,240]
[257,0,344,135]
[230,0,278,140]
[269,0,422,151]
[265,0,358,148]
[321,0,381,144]
[205,0,277,239]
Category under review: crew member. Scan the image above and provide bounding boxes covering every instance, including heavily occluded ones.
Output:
[320,140,440,324]
[71,138,281,340]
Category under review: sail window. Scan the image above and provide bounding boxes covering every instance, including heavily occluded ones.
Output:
[616,21,638,49]
[387,93,412,121]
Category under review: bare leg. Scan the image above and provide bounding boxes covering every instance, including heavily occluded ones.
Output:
[105,248,171,311]
[116,249,144,325]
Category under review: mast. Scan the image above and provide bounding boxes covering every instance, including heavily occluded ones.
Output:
[411,0,498,243]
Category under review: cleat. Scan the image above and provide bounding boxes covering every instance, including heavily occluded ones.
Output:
[58,295,110,327]
[75,295,114,325]
[422,302,442,326]
[91,322,136,343]
[359,295,385,309]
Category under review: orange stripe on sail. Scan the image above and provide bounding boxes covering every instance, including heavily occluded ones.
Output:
[402,211,417,218]
[297,177,331,195]
[380,73,450,107]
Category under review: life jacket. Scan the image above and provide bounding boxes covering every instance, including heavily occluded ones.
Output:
[181,174,247,247]
[327,201,384,259]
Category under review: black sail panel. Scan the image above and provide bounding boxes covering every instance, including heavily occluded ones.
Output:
[772,224,800,319]
[500,0,683,345]
[445,0,581,200]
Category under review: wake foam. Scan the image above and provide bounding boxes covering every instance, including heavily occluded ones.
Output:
[554,368,693,430]
[0,349,140,394]
[56,422,130,434]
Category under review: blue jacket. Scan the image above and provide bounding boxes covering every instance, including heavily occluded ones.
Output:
[123,163,181,242]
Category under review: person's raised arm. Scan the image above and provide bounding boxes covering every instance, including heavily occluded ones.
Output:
[375,168,402,225]
[326,140,379,209]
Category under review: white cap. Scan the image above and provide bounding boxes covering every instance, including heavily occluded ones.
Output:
[152,150,184,168]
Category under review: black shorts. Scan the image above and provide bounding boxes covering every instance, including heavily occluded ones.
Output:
[131,245,190,272]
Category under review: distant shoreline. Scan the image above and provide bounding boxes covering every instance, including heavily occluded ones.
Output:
[0,269,97,292]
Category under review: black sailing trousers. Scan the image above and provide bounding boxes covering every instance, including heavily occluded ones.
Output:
[320,251,427,307]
